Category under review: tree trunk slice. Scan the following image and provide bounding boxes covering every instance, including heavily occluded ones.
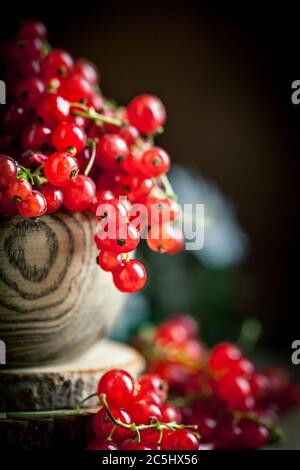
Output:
[0,408,97,450]
[0,211,125,367]
[0,339,145,411]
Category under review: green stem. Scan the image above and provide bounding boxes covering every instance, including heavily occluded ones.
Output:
[84,139,97,176]
[236,318,262,355]
[2,409,80,420]
[160,173,177,200]
[71,104,123,127]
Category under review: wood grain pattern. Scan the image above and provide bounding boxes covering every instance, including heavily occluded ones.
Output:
[0,339,145,411]
[0,211,125,366]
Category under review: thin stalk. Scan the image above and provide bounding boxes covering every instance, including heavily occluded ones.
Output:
[84,139,97,176]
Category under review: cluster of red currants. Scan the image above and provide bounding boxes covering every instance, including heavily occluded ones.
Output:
[87,369,199,450]
[0,19,184,293]
[135,314,300,449]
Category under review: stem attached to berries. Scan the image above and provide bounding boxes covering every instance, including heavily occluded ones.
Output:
[160,173,177,200]
[84,139,98,176]
[71,103,123,127]
[99,393,198,439]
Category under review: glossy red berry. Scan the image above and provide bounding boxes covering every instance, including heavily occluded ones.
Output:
[146,197,181,226]
[60,73,92,102]
[112,259,147,293]
[22,124,52,153]
[129,399,162,426]
[86,439,118,450]
[12,37,44,61]
[37,94,70,128]
[18,20,47,39]
[52,122,86,154]
[44,152,78,187]
[141,147,170,177]
[239,419,269,449]
[96,222,140,254]
[63,175,95,212]
[127,94,166,134]
[0,155,18,187]
[6,60,41,83]
[89,189,114,215]
[15,77,45,109]
[209,342,242,373]
[161,404,182,424]
[73,59,99,85]
[147,223,184,254]
[119,125,139,146]
[97,369,135,406]
[8,178,32,201]
[93,407,133,443]
[97,251,123,272]
[162,429,199,450]
[0,189,17,216]
[137,374,168,404]
[19,150,48,170]
[96,134,129,170]
[119,440,154,450]
[41,49,74,80]
[39,183,63,214]
[17,190,47,218]
[1,105,31,134]
[155,314,199,344]
[216,371,254,411]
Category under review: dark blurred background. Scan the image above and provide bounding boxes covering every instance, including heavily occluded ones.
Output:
[1,0,300,352]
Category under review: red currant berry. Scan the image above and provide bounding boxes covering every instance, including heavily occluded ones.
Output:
[146,197,181,226]
[147,223,184,254]
[8,178,32,201]
[141,147,170,177]
[97,251,123,272]
[15,77,45,109]
[0,189,17,216]
[97,369,135,406]
[112,259,147,293]
[127,94,166,134]
[155,314,199,344]
[230,357,255,378]
[63,174,95,212]
[41,49,74,80]
[60,73,92,102]
[12,37,44,61]
[137,374,168,405]
[216,371,254,411]
[18,20,47,39]
[1,105,31,134]
[17,190,47,218]
[239,418,269,449]
[119,125,139,146]
[52,122,86,154]
[96,222,140,254]
[96,134,129,170]
[117,174,153,202]
[161,404,182,424]
[89,189,114,215]
[209,342,242,373]
[119,440,154,451]
[86,439,118,450]
[19,150,48,170]
[39,183,63,214]
[44,151,78,187]
[249,373,271,401]
[94,197,127,223]
[37,94,70,128]
[0,155,18,187]
[73,59,99,85]
[214,414,242,449]
[93,407,133,443]
[187,411,217,441]
[129,399,162,426]
[22,124,52,153]
[6,60,41,83]
[162,429,199,450]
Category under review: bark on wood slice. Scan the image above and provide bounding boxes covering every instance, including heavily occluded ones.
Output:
[0,339,145,411]
[0,408,97,450]
[0,210,125,366]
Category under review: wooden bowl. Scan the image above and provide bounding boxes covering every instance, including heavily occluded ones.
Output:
[0,210,125,367]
